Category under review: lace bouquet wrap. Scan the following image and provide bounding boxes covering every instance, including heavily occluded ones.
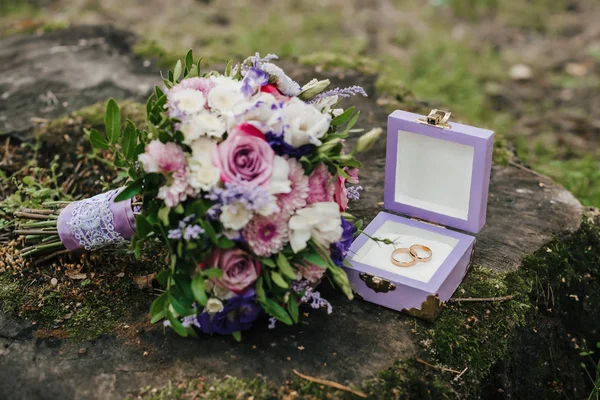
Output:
[15,52,382,339]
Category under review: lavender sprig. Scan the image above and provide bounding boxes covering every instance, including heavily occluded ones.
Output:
[311,85,368,102]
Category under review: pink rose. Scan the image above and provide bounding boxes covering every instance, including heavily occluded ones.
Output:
[212,123,275,187]
[260,84,290,102]
[203,248,260,294]
[298,262,326,284]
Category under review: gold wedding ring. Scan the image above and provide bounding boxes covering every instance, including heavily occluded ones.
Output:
[409,244,433,263]
[390,248,418,268]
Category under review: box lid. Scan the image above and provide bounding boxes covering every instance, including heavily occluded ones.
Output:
[384,109,494,233]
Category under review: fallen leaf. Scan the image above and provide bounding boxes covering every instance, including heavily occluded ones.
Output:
[133,273,157,290]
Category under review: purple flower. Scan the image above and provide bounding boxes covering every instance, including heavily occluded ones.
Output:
[266,132,314,158]
[347,185,363,201]
[330,218,356,266]
[311,85,367,102]
[196,289,262,335]
[241,67,269,97]
[207,180,274,212]
[292,280,333,314]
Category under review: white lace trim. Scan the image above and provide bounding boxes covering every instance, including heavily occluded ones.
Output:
[69,189,127,251]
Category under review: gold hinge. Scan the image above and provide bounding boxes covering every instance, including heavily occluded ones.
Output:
[416,109,452,129]
[359,273,396,293]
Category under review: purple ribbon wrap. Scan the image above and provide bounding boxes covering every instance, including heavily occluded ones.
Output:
[57,189,136,252]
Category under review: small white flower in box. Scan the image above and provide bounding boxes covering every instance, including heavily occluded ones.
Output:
[344,109,494,321]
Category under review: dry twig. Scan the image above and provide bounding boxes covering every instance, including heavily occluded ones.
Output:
[292,369,367,398]
[416,358,461,374]
[450,295,513,303]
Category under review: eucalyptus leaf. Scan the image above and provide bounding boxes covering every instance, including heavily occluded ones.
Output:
[88,128,108,149]
[277,253,296,280]
[261,298,293,325]
[270,271,289,289]
[105,98,121,144]
[191,274,208,306]
[114,178,142,202]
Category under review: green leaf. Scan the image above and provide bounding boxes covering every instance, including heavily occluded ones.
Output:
[121,120,137,159]
[135,214,153,239]
[185,49,193,71]
[330,106,355,127]
[260,258,276,268]
[158,207,170,226]
[224,60,233,76]
[270,271,289,289]
[303,252,329,269]
[88,128,108,149]
[105,98,121,144]
[255,277,266,302]
[200,220,218,244]
[328,264,354,300]
[217,236,235,249]
[155,268,170,286]
[173,60,182,82]
[149,292,167,323]
[277,253,296,280]
[191,274,208,306]
[202,268,223,279]
[169,292,193,315]
[287,295,299,324]
[114,178,142,202]
[261,298,292,325]
[22,176,35,186]
[232,331,242,342]
[167,311,188,337]
[343,110,360,135]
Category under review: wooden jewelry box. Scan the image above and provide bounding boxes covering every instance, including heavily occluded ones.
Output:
[343,109,494,321]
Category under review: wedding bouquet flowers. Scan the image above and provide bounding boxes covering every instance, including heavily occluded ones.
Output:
[15,52,381,339]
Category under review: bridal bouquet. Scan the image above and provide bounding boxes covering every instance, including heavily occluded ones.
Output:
[15,52,381,339]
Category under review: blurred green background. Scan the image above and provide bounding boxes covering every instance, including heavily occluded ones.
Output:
[2,0,599,206]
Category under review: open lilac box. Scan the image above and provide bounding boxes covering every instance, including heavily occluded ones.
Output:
[344,109,494,321]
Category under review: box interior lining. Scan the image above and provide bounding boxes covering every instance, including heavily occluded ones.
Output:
[351,220,459,283]
[394,129,474,220]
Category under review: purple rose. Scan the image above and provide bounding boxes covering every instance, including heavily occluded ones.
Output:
[330,217,356,266]
[203,248,260,294]
[196,289,261,335]
[212,123,274,188]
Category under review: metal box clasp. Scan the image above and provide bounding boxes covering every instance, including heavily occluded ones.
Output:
[359,273,396,293]
[417,109,452,129]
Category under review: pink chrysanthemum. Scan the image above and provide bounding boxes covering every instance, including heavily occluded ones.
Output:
[277,157,309,214]
[138,140,186,174]
[306,164,334,205]
[243,212,290,257]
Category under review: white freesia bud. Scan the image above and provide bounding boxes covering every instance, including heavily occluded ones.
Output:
[206,298,224,314]
[299,79,330,101]
[317,138,342,154]
[355,127,382,153]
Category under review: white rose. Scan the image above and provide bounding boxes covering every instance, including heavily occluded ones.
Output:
[269,156,291,195]
[220,201,253,230]
[207,77,243,115]
[187,160,220,192]
[206,298,224,314]
[180,111,226,143]
[288,202,343,253]
[170,89,206,115]
[282,98,331,147]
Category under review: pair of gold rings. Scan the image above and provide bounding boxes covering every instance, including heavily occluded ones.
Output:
[391,245,432,268]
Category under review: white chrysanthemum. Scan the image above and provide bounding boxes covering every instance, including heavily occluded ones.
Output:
[261,62,302,96]
[170,89,206,115]
[180,111,226,143]
[220,201,253,230]
[207,77,243,114]
[189,136,217,163]
[282,97,331,147]
[187,160,220,192]
[269,156,291,195]
[288,202,342,253]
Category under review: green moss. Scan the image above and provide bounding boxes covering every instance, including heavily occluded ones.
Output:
[299,52,378,75]
[133,39,182,69]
